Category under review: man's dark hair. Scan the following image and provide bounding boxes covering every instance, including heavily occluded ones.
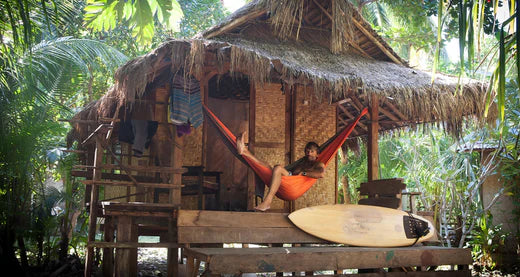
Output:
[305,142,320,153]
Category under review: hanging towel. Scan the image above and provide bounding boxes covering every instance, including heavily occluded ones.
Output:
[169,75,203,128]
[118,120,158,156]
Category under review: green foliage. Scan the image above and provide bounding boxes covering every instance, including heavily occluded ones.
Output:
[84,0,184,45]
[1,0,230,269]
[362,1,437,60]
[1,0,128,268]
[468,213,507,269]
[177,0,229,38]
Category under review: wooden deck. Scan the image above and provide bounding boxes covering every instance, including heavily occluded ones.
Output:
[184,246,471,275]
[178,210,472,276]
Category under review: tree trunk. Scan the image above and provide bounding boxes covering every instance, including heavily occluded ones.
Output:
[0,229,23,275]
[17,235,29,271]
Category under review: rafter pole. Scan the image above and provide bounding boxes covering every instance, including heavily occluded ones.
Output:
[351,18,403,65]
[337,102,368,131]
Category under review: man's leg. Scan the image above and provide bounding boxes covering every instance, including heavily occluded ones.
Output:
[254,165,290,211]
[237,132,272,169]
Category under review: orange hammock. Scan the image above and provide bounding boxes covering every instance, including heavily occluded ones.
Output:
[203,104,368,201]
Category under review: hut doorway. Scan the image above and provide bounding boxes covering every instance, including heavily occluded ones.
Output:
[206,73,250,211]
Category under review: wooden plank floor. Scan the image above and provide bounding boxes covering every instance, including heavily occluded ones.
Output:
[184,246,472,274]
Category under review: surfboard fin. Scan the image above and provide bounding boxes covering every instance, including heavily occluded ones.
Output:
[403,215,430,239]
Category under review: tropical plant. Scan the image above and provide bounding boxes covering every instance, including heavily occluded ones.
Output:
[84,0,184,46]
[176,0,229,38]
[469,212,507,269]
[1,0,231,271]
[1,19,127,273]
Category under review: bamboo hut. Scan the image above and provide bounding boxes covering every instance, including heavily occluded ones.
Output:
[68,0,491,276]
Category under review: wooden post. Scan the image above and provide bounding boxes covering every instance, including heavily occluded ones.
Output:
[247,82,256,211]
[102,216,114,277]
[168,132,183,277]
[115,215,136,277]
[367,95,379,181]
[197,167,204,209]
[85,137,104,277]
[289,85,298,212]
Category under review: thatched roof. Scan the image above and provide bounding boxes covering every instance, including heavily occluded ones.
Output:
[69,0,493,145]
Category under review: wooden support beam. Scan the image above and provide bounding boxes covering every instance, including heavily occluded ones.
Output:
[168,128,184,277]
[115,216,137,277]
[312,0,332,20]
[81,180,184,189]
[84,137,104,277]
[102,217,114,277]
[71,170,162,183]
[350,94,368,119]
[349,41,374,59]
[106,147,139,186]
[247,82,257,211]
[384,99,409,121]
[82,124,113,145]
[90,242,179,248]
[58,118,120,124]
[351,19,403,65]
[336,115,359,136]
[367,95,379,181]
[105,111,119,141]
[336,102,368,131]
[379,106,403,127]
[74,164,187,173]
[102,210,175,217]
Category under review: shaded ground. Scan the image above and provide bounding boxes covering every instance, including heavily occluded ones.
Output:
[138,248,168,277]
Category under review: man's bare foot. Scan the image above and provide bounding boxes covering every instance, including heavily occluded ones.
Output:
[254,201,271,212]
[236,132,246,155]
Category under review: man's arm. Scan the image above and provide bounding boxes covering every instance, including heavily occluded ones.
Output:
[300,162,325,179]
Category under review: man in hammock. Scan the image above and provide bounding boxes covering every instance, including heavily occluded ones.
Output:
[237,134,325,211]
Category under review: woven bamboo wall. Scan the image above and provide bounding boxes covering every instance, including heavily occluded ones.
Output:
[103,143,144,203]
[182,126,202,166]
[293,85,337,210]
[254,83,286,210]
[180,126,202,209]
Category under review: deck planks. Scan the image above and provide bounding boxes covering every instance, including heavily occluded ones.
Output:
[184,246,472,274]
[178,210,324,244]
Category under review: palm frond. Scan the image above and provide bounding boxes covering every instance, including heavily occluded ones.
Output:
[19,37,128,103]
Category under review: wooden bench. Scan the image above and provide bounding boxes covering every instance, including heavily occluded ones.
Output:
[358,178,407,209]
[178,210,473,276]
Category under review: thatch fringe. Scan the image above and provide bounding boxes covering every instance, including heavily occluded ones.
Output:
[113,42,174,111]
[187,39,205,79]
[170,40,190,73]
[230,45,272,87]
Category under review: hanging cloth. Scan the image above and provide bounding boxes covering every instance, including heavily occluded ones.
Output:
[169,75,203,128]
[203,104,368,201]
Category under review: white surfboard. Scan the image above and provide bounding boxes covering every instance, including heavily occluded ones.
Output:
[288,204,435,247]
